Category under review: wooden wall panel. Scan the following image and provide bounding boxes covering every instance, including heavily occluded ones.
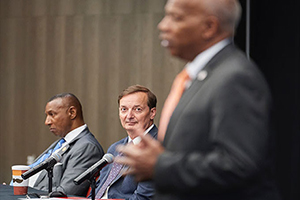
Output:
[0,0,185,183]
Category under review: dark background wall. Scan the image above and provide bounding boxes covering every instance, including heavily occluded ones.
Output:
[235,1,300,199]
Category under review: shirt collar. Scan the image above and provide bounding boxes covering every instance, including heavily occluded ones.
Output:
[186,39,231,80]
[128,124,154,145]
[64,124,87,144]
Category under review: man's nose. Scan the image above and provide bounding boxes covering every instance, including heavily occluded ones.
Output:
[45,116,51,126]
[127,109,134,118]
[157,16,169,32]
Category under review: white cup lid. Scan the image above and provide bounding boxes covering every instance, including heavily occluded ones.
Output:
[12,165,30,170]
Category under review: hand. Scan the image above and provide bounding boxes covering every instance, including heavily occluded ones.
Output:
[115,134,165,182]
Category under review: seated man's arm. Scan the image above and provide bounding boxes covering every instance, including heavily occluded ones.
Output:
[56,143,104,196]
[129,179,155,200]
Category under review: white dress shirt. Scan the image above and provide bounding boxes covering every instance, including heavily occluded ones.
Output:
[186,39,231,80]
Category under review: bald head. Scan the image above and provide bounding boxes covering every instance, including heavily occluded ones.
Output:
[48,93,84,121]
[158,0,242,61]
[45,93,85,137]
[200,0,241,34]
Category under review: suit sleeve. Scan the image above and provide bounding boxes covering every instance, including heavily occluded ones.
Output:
[128,180,155,200]
[56,142,104,196]
[154,68,272,194]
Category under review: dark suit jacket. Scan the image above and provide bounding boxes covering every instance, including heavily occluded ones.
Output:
[154,44,281,200]
[33,127,104,197]
[94,125,158,200]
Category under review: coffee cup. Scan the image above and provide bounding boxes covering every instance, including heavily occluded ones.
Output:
[11,165,30,195]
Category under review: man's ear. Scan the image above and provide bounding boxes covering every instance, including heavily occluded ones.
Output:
[69,106,77,120]
[202,16,219,40]
[150,107,157,120]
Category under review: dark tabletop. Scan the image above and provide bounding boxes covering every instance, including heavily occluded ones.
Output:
[0,184,48,200]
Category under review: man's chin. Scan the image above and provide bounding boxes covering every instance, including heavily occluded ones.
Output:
[125,125,135,130]
[169,48,180,57]
[124,125,137,131]
[125,122,137,126]
[52,132,59,137]
[50,130,59,137]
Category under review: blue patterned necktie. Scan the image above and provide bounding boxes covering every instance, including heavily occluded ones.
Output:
[29,138,66,168]
[95,141,133,199]
[95,157,123,199]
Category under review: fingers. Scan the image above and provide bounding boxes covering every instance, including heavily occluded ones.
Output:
[120,167,146,182]
[120,165,134,176]
[135,134,157,148]
[116,143,137,158]
[120,165,151,182]
[114,152,135,166]
[140,133,155,145]
[116,135,164,163]
[115,135,165,182]
[139,134,165,154]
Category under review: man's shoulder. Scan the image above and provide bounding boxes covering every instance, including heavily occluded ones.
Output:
[107,137,132,155]
[109,138,127,149]
[70,128,103,152]
[149,124,158,138]
[74,127,98,142]
[107,125,158,153]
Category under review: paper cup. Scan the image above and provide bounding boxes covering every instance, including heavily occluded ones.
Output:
[11,165,30,195]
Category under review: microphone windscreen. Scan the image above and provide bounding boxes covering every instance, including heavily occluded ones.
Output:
[103,153,114,163]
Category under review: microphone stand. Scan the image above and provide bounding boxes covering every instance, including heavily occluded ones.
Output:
[87,168,101,200]
[46,166,54,194]
[89,175,97,200]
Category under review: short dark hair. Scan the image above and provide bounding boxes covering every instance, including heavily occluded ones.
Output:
[118,85,157,109]
[48,93,83,119]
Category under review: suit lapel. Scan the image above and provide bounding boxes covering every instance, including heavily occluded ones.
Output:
[147,125,158,139]
[34,127,90,187]
[106,137,128,186]
[33,140,59,186]
[164,44,236,144]
[111,125,158,183]
[67,127,89,146]
[164,73,209,144]
[33,140,58,162]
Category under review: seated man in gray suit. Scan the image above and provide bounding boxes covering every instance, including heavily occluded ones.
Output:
[92,85,158,200]
[28,93,104,196]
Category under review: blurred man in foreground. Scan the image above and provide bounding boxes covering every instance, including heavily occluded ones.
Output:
[115,0,282,199]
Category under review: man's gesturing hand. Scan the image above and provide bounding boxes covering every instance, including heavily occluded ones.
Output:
[115,134,165,182]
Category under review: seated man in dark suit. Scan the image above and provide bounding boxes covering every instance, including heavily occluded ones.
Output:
[92,85,157,200]
[27,93,104,196]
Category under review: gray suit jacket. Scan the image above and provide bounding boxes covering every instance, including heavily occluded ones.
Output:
[154,44,281,200]
[33,127,104,197]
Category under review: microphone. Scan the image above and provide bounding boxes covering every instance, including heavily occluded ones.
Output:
[74,153,114,185]
[21,144,70,180]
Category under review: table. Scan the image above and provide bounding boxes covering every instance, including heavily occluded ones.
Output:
[0,184,48,200]
[0,184,124,200]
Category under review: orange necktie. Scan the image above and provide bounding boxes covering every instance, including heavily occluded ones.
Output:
[158,68,190,141]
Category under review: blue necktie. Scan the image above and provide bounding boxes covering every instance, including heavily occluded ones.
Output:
[29,138,66,168]
[9,138,66,186]
[95,142,132,199]
[95,160,123,199]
